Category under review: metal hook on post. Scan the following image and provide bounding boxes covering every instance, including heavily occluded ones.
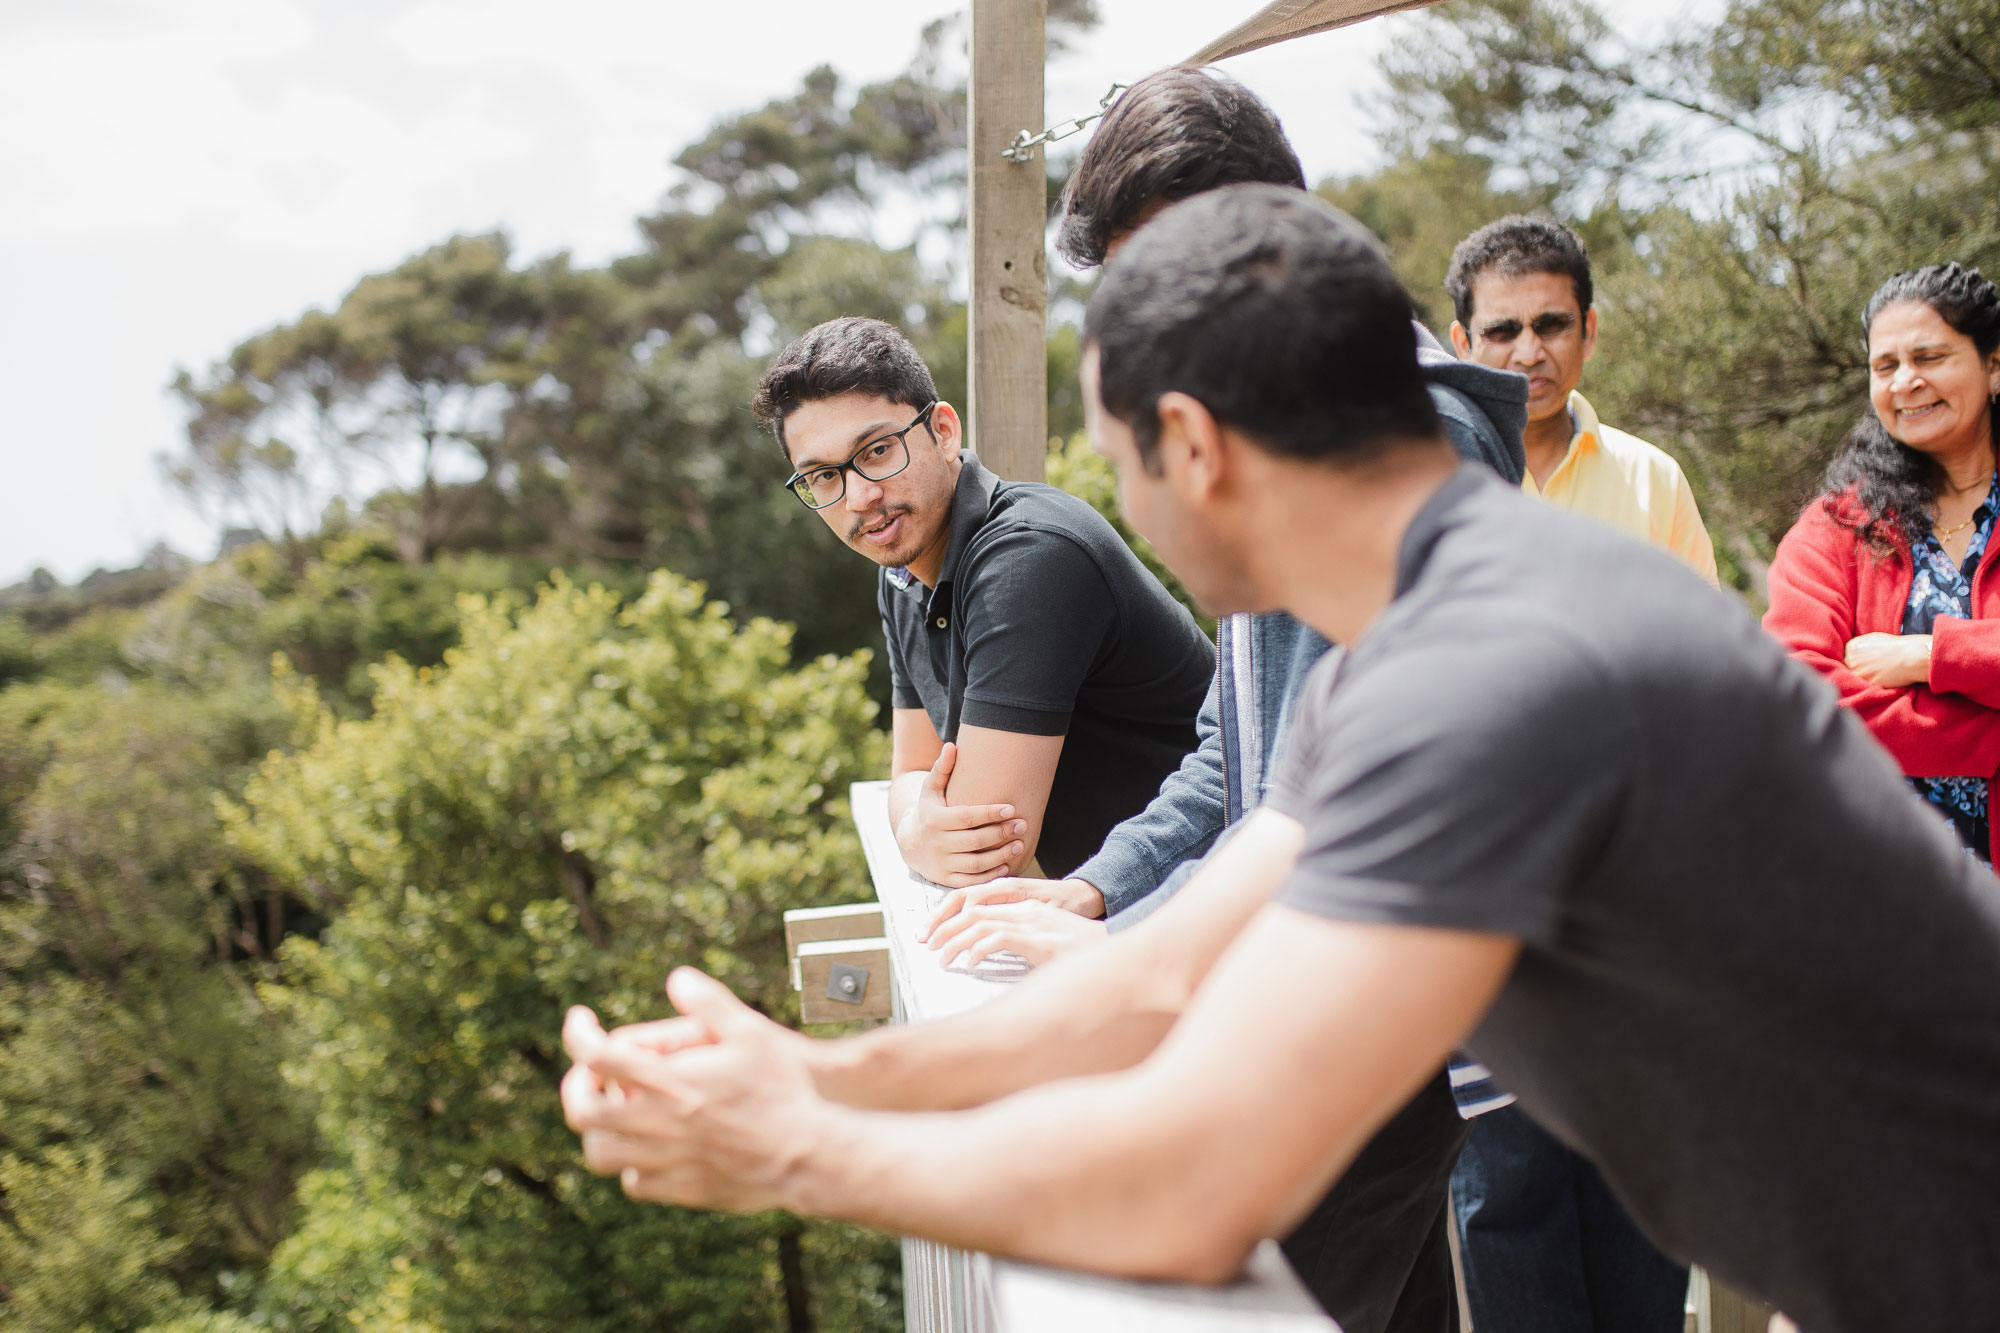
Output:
[1000,81,1130,162]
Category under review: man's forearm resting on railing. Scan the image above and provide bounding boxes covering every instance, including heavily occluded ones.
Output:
[887,705,1064,886]
[562,853,1517,1279]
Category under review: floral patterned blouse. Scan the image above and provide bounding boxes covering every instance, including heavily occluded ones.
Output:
[1901,471,2000,860]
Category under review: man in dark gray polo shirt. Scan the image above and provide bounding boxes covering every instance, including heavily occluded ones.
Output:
[749,317,1213,883]
[565,188,2000,1332]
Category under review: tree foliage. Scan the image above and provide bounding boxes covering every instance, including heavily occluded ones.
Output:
[220,573,891,1332]
[1334,0,2000,599]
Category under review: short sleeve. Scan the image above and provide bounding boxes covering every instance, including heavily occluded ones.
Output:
[877,576,922,711]
[1265,625,1637,944]
[954,529,1115,736]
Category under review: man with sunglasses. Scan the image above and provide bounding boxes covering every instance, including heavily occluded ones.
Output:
[1447,216,1716,582]
[1444,216,1714,1333]
[752,316,1214,889]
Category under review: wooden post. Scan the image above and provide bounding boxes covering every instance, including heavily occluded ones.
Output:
[967,0,1048,483]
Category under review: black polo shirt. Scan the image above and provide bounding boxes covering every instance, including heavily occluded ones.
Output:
[879,452,1215,878]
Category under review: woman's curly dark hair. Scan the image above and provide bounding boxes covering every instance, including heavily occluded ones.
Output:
[1822,262,2000,552]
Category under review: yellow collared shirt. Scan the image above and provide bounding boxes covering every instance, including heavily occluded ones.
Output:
[1524,390,1719,586]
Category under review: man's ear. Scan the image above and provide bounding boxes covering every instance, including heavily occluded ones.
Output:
[1449,321,1472,359]
[929,401,964,460]
[1154,392,1226,500]
[1580,307,1599,364]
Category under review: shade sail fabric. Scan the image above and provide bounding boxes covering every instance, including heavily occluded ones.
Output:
[1183,0,1450,65]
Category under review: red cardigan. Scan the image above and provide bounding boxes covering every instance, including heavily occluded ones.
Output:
[1764,492,2000,860]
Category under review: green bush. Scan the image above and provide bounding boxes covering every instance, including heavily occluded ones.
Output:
[226,572,897,1331]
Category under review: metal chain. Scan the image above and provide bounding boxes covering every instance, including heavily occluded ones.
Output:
[1000,82,1130,162]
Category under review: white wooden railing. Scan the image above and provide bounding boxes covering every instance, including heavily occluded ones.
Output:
[826,779,1341,1333]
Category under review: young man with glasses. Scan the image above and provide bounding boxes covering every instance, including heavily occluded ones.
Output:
[752,316,1214,888]
[1444,216,1715,1332]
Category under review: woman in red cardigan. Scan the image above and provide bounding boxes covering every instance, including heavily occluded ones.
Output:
[1765,262,2000,862]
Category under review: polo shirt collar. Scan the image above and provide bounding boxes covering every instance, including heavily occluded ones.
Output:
[892,451,1000,612]
[1559,389,1604,467]
[1523,390,1602,498]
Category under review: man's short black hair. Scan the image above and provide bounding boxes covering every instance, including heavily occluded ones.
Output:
[750,317,939,452]
[1445,216,1594,328]
[1056,68,1306,270]
[1085,184,1439,471]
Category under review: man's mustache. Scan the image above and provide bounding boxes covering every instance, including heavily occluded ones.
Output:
[848,505,912,542]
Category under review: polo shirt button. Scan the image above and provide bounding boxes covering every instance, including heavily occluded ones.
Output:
[934,617,948,629]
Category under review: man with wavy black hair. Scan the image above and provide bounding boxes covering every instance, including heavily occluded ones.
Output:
[1055,68,1306,271]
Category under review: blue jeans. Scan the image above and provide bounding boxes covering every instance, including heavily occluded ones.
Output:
[1450,1105,1687,1333]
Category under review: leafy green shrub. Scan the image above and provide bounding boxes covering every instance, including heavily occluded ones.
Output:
[227,572,897,1331]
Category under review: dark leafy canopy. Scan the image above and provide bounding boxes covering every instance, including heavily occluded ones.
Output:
[1330,0,2000,600]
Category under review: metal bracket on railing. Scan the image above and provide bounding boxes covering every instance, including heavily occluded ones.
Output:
[1000,81,1129,162]
[826,962,870,1005]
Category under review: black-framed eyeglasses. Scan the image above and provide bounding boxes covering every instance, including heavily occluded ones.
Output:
[784,403,937,510]
[1475,312,1580,345]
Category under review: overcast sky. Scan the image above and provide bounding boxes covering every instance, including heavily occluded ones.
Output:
[0,0,1713,585]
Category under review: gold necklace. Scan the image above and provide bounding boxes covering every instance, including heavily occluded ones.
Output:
[1936,513,1976,540]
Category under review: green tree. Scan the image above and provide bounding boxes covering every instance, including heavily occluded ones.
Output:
[224,574,895,1331]
[0,683,315,1330]
[1338,0,2000,600]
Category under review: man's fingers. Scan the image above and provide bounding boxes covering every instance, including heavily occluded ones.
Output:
[582,1125,691,1176]
[924,904,981,952]
[584,1037,692,1099]
[960,929,1025,970]
[937,863,1015,888]
[568,1078,705,1138]
[607,1015,715,1055]
[665,967,765,1041]
[922,741,958,796]
[949,841,1024,876]
[561,1061,609,1131]
[563,1005,609,1063]
[938,919,1003,970]
[935,817,1026,850]
[920,879,1028,939]
[927,899,1029,952]
[623,1164,725,1209]
[920,887,971,941]
[929,804,1020,833]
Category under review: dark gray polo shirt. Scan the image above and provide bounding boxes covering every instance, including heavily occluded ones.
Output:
[879,452,1215,878]
[1267,465,2000,1333]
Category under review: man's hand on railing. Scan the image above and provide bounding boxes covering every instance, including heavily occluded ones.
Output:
[562,970,821,1214]
[921,889,1109,969]
[893,742,1027,887]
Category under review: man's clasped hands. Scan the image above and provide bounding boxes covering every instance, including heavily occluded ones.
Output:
[562,968,826,1214]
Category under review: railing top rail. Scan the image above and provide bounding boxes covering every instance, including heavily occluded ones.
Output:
[848,779,1340,1331]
